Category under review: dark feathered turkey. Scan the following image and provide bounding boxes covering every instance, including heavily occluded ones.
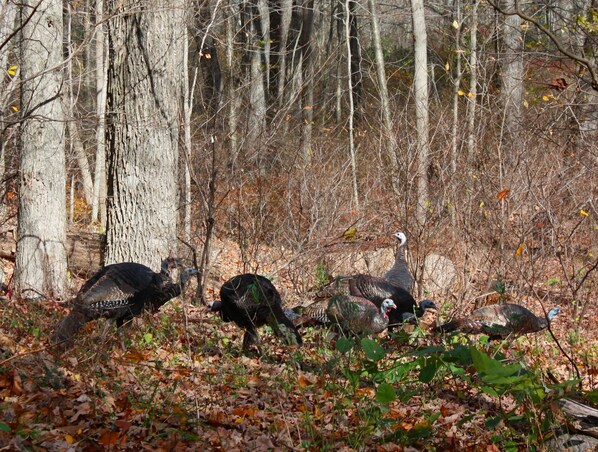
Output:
[433,304,561,339]
[383,231,415,294]
[209,274,302,352]
[50,258,198,346]
[317,274,436,329]
[325,295,396,336]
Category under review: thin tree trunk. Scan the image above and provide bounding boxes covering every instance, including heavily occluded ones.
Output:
[16,0,67,300]
[276,0,293,104]
[65,3,94,206]
[411,0,429,225]
[344,0,359,212]
[0,0,17,222]
[500,0,523,161]
[367,0,400,192]
[91,0,107,227]
[300,0,315,161]
[467,0,478,164]
[247,16,267,172]
[105,1,184,268]
[451,0,462,231]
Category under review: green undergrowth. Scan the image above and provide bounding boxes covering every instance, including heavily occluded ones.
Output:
[0,300,595,449]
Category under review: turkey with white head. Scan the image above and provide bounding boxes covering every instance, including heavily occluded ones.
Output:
[383,231,415,294]
[317,274,436,330]
[325,295,396,336]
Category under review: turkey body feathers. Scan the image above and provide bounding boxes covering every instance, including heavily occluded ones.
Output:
[51,260,196,345]
[319,274,429,329]
[326,295,396,336]
[214,274,302,351]
[434,304,561,339]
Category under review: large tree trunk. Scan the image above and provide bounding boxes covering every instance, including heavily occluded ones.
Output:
[15,0,67,300]
[105,1,184,268]
[411,0,429,225]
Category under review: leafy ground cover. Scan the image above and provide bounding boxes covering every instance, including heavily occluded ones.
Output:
[0,247,596,451]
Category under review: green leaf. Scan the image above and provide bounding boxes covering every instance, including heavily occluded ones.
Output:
[336,337,355,354]
[586,389,598,403]
[361,338,385,361]
[143,332,153,344]
[0,423,9,432]
[419,360,439,383]
[485,415,503,429]
[376,383,396,404]
[470,347,500,374]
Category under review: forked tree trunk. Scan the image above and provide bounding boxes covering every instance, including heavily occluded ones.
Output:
[16,0,67,300]
[105,1,184,268]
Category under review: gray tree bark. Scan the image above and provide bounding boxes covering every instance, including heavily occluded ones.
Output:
[0,0,17,222]
[105,1,184,268]
[411,0,429,225]
[15,0,67,300]
[500,0,524,159]
[368,0,400,192]
[467,0,478,164]
[91,0,107,227]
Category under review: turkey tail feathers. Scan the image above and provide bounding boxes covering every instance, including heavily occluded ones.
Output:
[50,310,89,345]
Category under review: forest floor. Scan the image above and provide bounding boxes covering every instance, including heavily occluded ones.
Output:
[0,238,596,451]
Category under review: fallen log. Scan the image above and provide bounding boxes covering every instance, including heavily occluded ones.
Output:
[0,220,104,276]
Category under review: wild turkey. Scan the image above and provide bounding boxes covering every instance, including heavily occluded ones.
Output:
[50,258,198,346]
[317,274,436,329]
[209,274,302,352]
[325,295,396,336]
[433,304,561,339]
[383,231,415,293]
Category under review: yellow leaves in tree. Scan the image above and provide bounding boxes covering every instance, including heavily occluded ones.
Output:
[6,65,17,76]
[458,90,465,96]
[452,20,460,29]
[515,243,526,256]
[580,209,589,217]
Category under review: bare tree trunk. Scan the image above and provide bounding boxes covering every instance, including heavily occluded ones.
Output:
[300,0,315,161]
[65,3,94,206]
[367,0,400,192]
[105,2,184,268]
[467,0,478,164]
[344,0,359,212]
[450,0,462,231]
[225,0,241,171]
[500,0,523,161]
[247,17,267,172]
[411,0,429,225]
[276,0,293,105]
[0,0,17,222]
[91,0,107,227]
[16,0,67,300]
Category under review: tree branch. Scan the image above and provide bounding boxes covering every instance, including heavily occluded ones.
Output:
[487,0,598,91]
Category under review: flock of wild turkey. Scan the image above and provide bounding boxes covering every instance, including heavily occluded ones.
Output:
[49,232,561,352]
